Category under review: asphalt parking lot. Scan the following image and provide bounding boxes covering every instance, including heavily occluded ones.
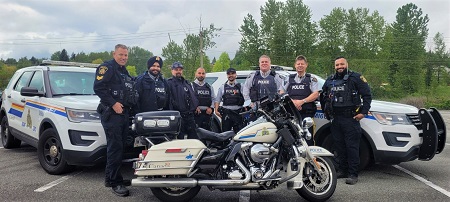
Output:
[0,111,449,202]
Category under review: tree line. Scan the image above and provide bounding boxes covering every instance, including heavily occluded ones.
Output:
[1,0,449,104]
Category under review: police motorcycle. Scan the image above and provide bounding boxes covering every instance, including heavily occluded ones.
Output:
[130,94,337,202]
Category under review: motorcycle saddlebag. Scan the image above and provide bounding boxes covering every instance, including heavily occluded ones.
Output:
[134,110,181,135]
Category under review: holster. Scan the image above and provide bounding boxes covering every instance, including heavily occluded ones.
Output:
[97,103,112,121]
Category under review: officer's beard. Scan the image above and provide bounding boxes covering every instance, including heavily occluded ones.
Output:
[149,69,160,77]
[336,68,348,77]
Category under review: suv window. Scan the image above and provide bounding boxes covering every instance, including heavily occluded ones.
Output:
[29,71,44,92]
[205,77,218,86]
[14,71,33,91]
[49,71,95,95]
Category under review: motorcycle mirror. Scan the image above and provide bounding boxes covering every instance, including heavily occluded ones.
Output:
[302,117,314,129]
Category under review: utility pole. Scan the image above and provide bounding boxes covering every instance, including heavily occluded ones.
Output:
[199,16,203,68]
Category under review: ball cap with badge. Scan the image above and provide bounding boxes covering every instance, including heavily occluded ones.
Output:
[171,61,184,70]
[226,67,237,74]
[147,56,163,69]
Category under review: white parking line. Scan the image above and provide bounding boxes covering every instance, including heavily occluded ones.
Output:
[393,165,450,198]
[239,190,250,202]
[446,143,450,146]
[0,147,3,149]
[34,171,83,192]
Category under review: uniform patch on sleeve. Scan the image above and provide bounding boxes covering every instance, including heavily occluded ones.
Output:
[360,75,367,83]
[311,76,318,82]
[98,66,108,75]
[96,66,108,80]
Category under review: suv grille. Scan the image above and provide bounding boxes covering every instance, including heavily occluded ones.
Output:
[406,113,422,130]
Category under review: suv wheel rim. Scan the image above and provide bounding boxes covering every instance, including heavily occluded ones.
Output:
[43,137,61,166]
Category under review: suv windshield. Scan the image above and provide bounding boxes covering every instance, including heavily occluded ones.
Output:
[49,71,96,95]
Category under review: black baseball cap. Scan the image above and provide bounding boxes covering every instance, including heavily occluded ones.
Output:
[226,67,236,74]
[171,61,184,69]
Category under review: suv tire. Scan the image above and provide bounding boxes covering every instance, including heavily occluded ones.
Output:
[38,128,74,175]
[1,116,21,148]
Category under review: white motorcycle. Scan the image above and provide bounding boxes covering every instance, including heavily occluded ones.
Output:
[131,95,337,202]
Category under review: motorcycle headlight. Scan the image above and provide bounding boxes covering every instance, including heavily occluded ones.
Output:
[371,112,412,125]
[66,108,101,123]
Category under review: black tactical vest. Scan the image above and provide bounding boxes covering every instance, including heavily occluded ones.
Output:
[192,82,212,107]
[154,79,167,109]
[222,83,244,106]
[328,73,361,108]
[287,74,315,111]
[250,71,277,101]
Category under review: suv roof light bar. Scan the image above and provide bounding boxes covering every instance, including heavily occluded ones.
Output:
[40,60,99,68]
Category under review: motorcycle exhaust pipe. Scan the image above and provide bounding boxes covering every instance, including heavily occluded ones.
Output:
[132,158,251,187]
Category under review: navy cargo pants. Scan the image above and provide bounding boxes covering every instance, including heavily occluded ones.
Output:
[331,114,362,177]
[101,111,129,186]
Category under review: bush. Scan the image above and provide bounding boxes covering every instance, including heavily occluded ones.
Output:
[398,96,426,109]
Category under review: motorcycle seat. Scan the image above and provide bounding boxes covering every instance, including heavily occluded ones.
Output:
[196,128,235,142]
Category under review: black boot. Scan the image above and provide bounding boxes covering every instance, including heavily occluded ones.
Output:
[112,185,130,197]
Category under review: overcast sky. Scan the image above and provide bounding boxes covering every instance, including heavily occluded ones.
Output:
[1,0,449,61]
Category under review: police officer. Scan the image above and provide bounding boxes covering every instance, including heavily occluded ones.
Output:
[135,56,169,113]
[283,55,319,145]
[94,44,136,197]
[192,67,215,130]
[167,62,199,139]
[243,55,284,107]
[320,56,372,185]
[214,68,245,133]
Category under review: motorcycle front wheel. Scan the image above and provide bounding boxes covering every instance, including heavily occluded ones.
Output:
[296,156,337,202]
[151,186,201,202]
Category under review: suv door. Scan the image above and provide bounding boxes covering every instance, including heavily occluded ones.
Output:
[21,70,44,139]
[7,71,34,132]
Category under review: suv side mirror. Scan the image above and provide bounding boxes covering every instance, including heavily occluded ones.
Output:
[21,87,44,97]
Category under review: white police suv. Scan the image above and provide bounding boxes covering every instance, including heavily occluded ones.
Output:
[206,68,446,169]
[1,60,106,174]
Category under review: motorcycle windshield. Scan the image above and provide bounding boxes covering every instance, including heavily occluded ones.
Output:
[282,95,302,121]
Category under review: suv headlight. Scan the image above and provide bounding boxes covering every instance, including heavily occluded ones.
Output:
[66,108,101,123]
[371,112,412,125]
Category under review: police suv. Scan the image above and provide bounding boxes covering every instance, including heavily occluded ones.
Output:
[0,60,106,174]
[206,68,446,169]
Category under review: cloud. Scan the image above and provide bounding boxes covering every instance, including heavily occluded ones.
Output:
[0,0,448,61]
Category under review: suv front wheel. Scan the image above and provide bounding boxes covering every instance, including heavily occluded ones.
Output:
[38,128,74,175]
[1,116,21,148]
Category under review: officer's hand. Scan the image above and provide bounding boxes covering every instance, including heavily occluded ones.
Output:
[195,107,201,114]
[353,113,365,121]
[112,102,124,114]
[206,107,213,115]
[215,110,222,118]
[249,102,254,108]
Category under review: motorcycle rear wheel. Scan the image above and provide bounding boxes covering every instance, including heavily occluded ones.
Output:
[296,156,337,202]
[151,186,201,202]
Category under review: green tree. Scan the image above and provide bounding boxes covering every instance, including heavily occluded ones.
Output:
[128,46,153,75]
[285,0,317,58]
[92,58,103,64]
[51,51,61,61]
[126,65,137,77]
[59,49,70,61]
[162,24,220,80]
[390,3,429,95]
[238,13,263,65]
[213,52,231,72]
[17,57,32,69]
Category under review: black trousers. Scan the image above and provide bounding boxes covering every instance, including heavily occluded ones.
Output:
[179,112,198,139]
[221,109,243,134]
[195,111,211,130]
[101,112,129,186]
[331,114,361,177]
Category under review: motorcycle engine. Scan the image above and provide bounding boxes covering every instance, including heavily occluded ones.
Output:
[250,144,271,163]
